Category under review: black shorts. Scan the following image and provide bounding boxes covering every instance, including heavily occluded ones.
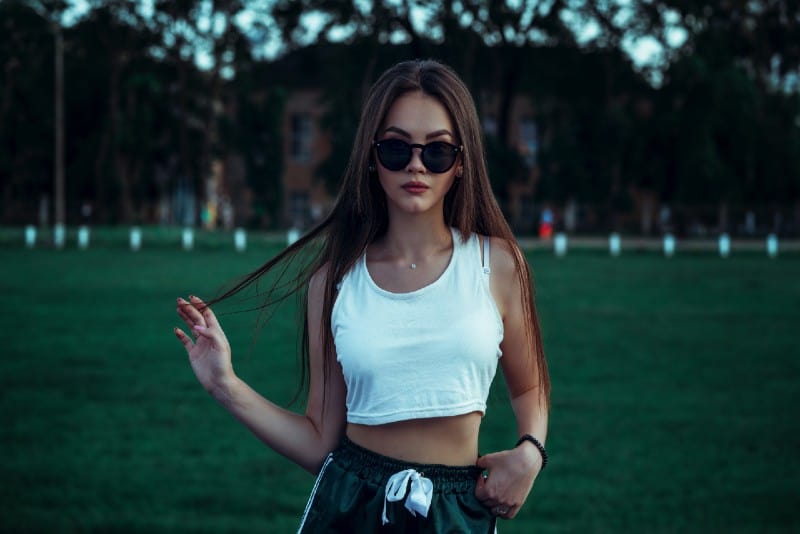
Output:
[298,437,496,533]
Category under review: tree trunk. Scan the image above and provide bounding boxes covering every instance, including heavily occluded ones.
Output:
[496,46,520,148]
[54,24,65,226]
[108,55,135,222]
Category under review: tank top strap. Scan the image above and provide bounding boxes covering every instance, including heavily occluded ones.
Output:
[482,235,491,275]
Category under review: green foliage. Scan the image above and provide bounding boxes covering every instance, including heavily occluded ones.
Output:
[0,1,55,219]
[1,0,285,227]
[484,132,528,204]
[220,58,286,228]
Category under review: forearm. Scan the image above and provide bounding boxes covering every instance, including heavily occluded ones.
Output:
[511,386,548,440]
[210,375,340,474]
[511,386,549,446]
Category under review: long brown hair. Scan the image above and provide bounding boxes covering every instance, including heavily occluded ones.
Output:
[213,59,550,407]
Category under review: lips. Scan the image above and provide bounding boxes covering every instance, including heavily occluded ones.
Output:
[402,181,429,193]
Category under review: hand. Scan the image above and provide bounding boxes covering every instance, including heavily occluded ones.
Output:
[174,295,234,396]
[475,444,542,519]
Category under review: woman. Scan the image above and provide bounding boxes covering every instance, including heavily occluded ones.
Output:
[175,59,550,532]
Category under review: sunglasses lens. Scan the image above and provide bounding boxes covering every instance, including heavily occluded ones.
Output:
[376,139,410,171]
[422,142,456,173]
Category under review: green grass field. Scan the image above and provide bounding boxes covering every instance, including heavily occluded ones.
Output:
[1,241,798,532]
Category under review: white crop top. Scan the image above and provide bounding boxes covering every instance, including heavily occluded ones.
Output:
[332,228,504,425]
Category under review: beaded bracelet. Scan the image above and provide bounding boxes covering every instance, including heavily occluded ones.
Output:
[515,434,548,471]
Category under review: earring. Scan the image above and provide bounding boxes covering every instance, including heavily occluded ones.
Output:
[369,164,376,173]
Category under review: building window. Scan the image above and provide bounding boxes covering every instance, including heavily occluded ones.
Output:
[289,190,310,226]
[519,117,538,167]
[290,114,312,162]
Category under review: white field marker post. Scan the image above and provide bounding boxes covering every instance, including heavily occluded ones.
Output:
[77,225,90,250]
[554,233,568,257]
[287,227,300,246]
[718,233,731,258]
[609,233,621,257]
[53,223,66,249]
[766,234,778,258]
[24,225,37,248]
[663,234,676,258]
[182,227,194,251]
[130,227,142,251]
[234,228,247,252]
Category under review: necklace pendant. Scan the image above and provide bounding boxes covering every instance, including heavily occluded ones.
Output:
[410,263,417,269]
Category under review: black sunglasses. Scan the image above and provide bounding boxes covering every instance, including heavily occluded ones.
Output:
[373,138,463,174]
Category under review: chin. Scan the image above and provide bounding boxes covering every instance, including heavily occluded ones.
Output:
[402,201,435,214]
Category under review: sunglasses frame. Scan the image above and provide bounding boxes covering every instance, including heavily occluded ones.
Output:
[372,139,463,174]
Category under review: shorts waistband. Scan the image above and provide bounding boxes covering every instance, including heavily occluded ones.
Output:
[333,436,482,493]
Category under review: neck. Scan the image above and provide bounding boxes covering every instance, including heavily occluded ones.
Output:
[380,213,452,263]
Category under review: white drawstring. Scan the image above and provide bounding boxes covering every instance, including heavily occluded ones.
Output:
[381,469,433,525]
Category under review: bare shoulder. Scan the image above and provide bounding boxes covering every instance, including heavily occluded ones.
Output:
[487,236,519,279]
[309,264,329,289]
[485,236,525,317]
[307,263,332,305]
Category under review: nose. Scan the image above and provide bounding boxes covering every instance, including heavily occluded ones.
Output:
[406,146,426,173]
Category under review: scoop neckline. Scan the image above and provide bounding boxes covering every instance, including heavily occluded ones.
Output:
[362,227,459,299]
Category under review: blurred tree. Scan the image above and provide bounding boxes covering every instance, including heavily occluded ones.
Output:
[651,0,800,214]
[2,0,286,226]
[220,57,286,228]
[2,0,798,232]
[148,0,285,228]
[66,2,163,223]
[533,45,648,229]
[148,0,225,225]
[658,0,800,91]
[0,1,55,222]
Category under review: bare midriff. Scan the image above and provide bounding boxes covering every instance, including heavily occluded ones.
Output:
[346,411,483,466]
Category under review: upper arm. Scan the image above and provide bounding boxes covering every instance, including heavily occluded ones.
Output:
[487,237,542,399]
[304,265,348,456]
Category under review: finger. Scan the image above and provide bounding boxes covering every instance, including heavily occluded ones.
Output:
[176,299,196,324]
[174,327,194,350]
[179,297,207,327]
[176,302,201,335]
[474,475,492,503]
[191,324,221,348]
[475,474,485,498]
[476,454,492,469]
[190,295,220,329]
[192,324,211,337]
